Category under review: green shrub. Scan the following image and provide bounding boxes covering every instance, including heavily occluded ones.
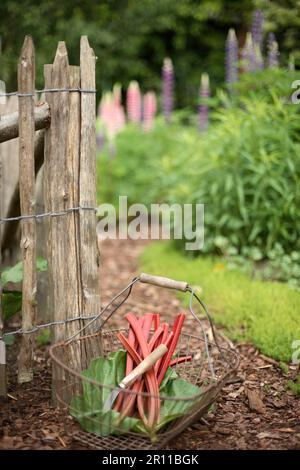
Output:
[97,69,300,276]
[173,92,300,259]
[97,116,199,208]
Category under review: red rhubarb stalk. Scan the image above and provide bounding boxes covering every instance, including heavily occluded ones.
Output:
[157,313,185,385]
[169,355,192,367]
[153,314,160,331]
[117,329,158,426]
[155,331,174,374]
[142,313,154,342]
[125,313,160,428]
[148,326,164,351]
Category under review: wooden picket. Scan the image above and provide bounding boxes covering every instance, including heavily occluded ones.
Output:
[0,35,101,397]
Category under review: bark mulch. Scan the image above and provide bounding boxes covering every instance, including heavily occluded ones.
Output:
[0,238,299,450]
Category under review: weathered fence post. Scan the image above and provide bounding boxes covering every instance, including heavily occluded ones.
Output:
[0,155,6,396]
[44,42,70,347]
[44,38,100,398]
[0,75,7,397]
[79,36,101,317]
[17,36,37,383]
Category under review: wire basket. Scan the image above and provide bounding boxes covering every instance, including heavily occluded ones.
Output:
[50,273,239,450]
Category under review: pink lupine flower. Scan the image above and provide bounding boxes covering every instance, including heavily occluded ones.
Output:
[126,81,142,123]
[98,89,126,157]
[143,91,157,132]
[113,82,122,105]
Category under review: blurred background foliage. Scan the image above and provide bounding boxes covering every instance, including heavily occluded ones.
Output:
[1,0,298,107]
[98,68,300,289]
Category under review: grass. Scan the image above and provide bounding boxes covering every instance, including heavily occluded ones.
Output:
[287,375,300,396]
[140,242,300,362]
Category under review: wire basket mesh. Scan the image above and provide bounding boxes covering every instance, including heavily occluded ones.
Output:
[50,274,239,450]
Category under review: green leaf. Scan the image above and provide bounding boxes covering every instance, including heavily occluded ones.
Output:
[70,351,202,439]
[36,328,51,346]
[2,290,22,320]
[1,262,23,286]
[1,258,48,287]
[36,257,48,272]
[4,335,15,346]
[70,350,140,437]
[158,374,201,430]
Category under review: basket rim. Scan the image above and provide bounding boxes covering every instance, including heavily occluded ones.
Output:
[49,328,240,402]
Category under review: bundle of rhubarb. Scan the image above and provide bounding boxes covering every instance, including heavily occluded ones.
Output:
[114,312,192,429]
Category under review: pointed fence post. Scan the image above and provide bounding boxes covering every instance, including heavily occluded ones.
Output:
[79,36,101,320]
[0,128,5,396]
[44,42,70,347]
[17,36,37,383]
[44,39,101,401]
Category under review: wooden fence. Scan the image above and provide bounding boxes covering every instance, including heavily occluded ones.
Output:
[0,36,101,396]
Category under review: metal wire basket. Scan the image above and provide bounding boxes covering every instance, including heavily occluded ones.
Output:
[50,273,239,450]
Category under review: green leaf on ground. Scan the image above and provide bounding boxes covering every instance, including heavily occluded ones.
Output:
[70,350,202,438]
[2,290,22,320]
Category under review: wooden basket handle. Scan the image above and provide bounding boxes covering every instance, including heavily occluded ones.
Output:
[139,273,188,292]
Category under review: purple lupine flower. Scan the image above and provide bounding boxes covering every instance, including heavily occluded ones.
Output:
[199,73,210,132]
[251,9,264,49]
[226,28,238,86]
[267,32,279,68]
[96,128,105,152]
[143,91,157,132]
[162,58,174,123]
[241,33,255,72]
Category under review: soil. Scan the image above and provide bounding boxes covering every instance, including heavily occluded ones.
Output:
[0,238,299,450]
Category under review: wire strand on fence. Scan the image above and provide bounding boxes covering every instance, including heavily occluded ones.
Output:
[0,206,97,224]
[0,314,98,340]
[0,88,97,98]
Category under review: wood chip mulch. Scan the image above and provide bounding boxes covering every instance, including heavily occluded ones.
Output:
[0,238,299,450]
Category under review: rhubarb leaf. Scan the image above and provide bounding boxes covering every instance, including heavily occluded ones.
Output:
[70,350,202,439]
[70,350,141,437]
[158,375,201,430]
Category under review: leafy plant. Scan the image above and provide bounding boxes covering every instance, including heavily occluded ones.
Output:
[70,349,201,440]
[36,328,51,346]
[1,257,48,321]
[98,69,300,281]
[287,374,300,397]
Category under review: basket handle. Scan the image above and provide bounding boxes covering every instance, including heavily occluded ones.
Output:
[139,273,188,292]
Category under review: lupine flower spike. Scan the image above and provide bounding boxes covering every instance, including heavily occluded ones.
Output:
[267,32,279,68]
[241,32,255,72]
[288,54,295,72]
[143,91,157,132]
[254,44,264,70]
[251,9,264,51]
[225,28,238,87]
[126,81,142,124]
[162,58,174,124]
[98,88,126,158]
[199,73,210,132]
